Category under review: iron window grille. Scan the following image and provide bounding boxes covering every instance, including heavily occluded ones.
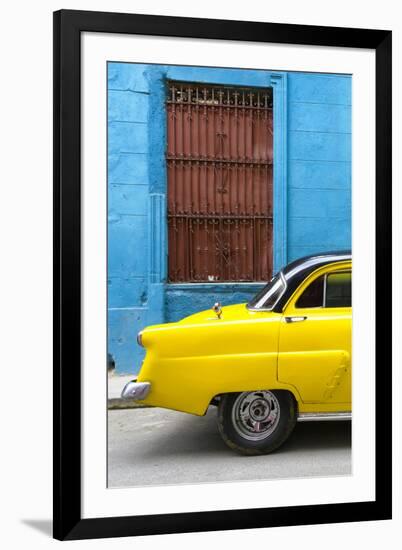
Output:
[166,81,273,283]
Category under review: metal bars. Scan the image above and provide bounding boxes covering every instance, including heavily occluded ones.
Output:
[166,81,273,283]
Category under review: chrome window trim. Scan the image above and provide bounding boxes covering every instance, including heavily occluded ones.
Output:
[246,271,287,312]
[323,273,328,307]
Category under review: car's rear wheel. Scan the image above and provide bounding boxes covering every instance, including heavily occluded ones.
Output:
[217,390,297,455]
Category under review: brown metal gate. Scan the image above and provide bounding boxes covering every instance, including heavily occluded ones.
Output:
[166,81,273,283]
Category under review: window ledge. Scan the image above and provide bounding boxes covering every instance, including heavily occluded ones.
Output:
[166,282,265,292]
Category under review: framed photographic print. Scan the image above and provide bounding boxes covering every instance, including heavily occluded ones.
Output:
[53,9,392,540]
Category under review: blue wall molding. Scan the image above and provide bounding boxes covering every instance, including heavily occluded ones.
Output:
[270,73,288,273]
[148,193,166,284]
[168,283,265,292]
[147,193,166,326]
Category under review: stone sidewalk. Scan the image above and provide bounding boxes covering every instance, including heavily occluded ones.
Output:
[108,374,134,399]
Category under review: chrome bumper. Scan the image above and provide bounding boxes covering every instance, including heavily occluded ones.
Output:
[121,380,151,400]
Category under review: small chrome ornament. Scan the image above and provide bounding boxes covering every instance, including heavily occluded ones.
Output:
[212,302,222,319]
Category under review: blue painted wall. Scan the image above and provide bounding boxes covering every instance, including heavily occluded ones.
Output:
[287,74,351,260]
[108,63,351,374]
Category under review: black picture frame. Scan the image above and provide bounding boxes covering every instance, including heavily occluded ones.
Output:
[53,9,392,541]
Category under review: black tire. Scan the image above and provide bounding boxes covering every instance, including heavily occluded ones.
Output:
[217,390,297,455]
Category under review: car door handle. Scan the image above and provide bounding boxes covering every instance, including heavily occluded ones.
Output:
[285,316,307,323]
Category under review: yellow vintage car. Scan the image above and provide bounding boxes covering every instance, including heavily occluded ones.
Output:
[122,251,352,455]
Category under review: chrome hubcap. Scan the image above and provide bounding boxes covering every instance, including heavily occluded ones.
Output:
[232,391,280,441]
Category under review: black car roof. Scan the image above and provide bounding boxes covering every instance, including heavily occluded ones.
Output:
[273,250,351,312]
[283,250,351,279]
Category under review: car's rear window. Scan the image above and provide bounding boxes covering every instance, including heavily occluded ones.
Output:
[296,275,325,308]
[295,271,351,309]
[325,272,352,307]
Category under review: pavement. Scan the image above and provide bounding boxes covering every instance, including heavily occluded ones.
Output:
[108,406,352,488]
[108,374,134,399]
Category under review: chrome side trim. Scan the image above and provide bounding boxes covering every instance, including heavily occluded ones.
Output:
[121,381,151,400]
[297,412,352,422]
